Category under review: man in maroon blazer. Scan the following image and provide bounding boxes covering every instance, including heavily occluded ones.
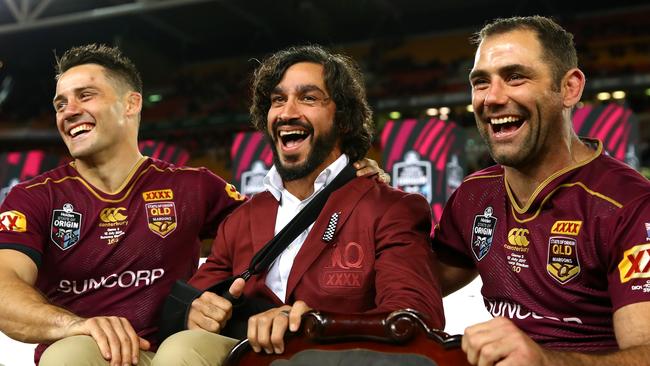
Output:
[172,44,444,362]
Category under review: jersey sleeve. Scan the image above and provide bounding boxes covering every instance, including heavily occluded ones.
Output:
[604,194,650,311]
[431,187,475,268]
[0,185,49,266]
[189,209,237,290]
[196,168,246,240]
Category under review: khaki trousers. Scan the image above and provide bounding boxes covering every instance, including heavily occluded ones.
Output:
[39,330,238,366]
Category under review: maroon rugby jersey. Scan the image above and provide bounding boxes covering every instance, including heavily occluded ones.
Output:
[433,139,650,351]
[0,157,244,362]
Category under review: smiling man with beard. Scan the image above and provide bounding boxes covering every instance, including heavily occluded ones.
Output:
[178,45,444,364]
[432,16,650,366]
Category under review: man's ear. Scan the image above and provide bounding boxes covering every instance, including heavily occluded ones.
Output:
[125,91,143,116]
[562,68,585,108]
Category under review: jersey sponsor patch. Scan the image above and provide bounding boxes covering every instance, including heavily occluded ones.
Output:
[618,243,650,283]
[505,228,529,253]
[547,236,580,283]
[471,206,497,261]
[142,189,174,202]
[551,220,582,236]
[99,207,128,224]
[51,203,82,250]
[58,268,165,295]
[225,183,246,201]
[0,210,27,232]
[145,202,177,238]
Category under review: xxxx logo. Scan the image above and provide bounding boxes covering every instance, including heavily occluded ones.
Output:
[618,243,650,283]
[323,271,362,288]
[142,189,174,202]
[551,221,582,236]
[99,207,127,223]
[0,210,27,232]
[507,228,529,246]
[322,242,365,289]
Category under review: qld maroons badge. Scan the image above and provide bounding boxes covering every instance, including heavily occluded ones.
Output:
[51,203,82,250]
[547,236,580,284]
[471,206,497,261]
[145,202,177,238]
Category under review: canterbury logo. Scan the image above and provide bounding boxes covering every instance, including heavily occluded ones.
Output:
[618,243,650,283]
[142,189,173,202]
[100,208,127,223]
[507,228,529,246]
[551,221,582,236]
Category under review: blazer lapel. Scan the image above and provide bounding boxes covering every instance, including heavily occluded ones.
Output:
[249,192,279,254]
[284,177,374,299]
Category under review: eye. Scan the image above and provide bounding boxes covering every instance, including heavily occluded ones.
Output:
[507,73,526,85]
[270,95,286,105]
[471,78,489,90]
[80,92,93,100]
[54,101,67,112]
[301,94,318,103]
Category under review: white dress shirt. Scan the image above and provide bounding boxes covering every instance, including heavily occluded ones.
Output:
[262,154,349,302]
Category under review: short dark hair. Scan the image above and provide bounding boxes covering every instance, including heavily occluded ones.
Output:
[472,16,577,89]
[55,44,143,93]
[250,44,373,162]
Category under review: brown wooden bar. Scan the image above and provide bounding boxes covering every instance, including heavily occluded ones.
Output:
[224,309,470,366]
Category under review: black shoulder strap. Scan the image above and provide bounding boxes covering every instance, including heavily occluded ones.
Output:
[207,163,356,294]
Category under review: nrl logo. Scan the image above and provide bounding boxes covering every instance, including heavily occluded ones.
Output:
[240,161,268,196]
[392,151,432,203]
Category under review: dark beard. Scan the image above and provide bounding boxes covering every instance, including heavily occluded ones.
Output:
[269,123,339,182]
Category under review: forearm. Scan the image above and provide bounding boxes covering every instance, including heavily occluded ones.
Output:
[0,272,83,343]
[544,345,650,366]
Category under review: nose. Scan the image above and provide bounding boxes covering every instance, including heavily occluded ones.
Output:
[277,97,301,122]
[483,80,508,107]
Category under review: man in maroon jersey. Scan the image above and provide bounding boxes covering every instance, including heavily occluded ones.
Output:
[0,44,247,365]
[433,16,650,365]
[175,44,444,359]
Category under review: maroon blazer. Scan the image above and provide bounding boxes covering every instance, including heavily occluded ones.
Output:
[190,176,444,328]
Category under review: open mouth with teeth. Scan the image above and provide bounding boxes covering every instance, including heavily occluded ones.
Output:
[278,129,311,149]
[490,116,525,136]
[69,123,94,138]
